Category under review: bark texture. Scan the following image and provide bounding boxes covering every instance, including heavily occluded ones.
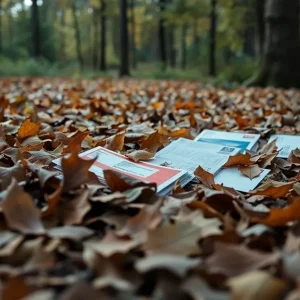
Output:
[209,0,217,76]
[250,0,300,88]
[99,0,107,71]
[31,0,41,58]
[158,0,167,70]
[71,2,84,71]
[119,0,130,77]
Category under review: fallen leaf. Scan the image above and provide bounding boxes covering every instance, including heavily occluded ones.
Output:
[206,242,280,277]
[194,165,215,188]
[239,164,263,179]
[86,231,138,257]
[259,139,278,155]
[223,153,256,168]
[144,211,221,255]
[62,131,89,154]
[47,226,94,241]
[104,169,156,192]
[227,271,287,300]
[252,197,300,226]
[0,161,26,189]
[140,131,169,152]
[251,180,294,199]
[17,119,40,140]
[125,149,155,162]
[288,149,300,164]
[105,131,125,151]
[135,254,201,277]
[0,179,45,234]
[61,149,98,192]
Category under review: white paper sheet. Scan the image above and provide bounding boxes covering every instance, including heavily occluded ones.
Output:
[214,168,270,192]
[194,130,260,152]
[269,134,300,158]
[151,138,240,175]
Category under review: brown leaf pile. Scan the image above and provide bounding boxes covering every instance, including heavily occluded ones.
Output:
[0,78,300,299]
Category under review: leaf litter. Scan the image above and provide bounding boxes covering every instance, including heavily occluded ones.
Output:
[0,78,300,298]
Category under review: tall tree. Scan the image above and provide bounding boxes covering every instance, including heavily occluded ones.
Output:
[248,0,300,88]
[130,0,137,69]
[119,0,130,76]
[181,23,187,70]
[168,27,176,68]
[158,0,167,70]
[71,1,84,70]
[209,0,217,76]
[0,0,2,53]
[255,0,265,57]
[92,8,99,69]
[31,0,41,58]
[99,0,107,71]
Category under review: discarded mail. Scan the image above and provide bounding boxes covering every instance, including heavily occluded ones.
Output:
[53,147,187,195]
[53,130,272,194]
[269,134,300,158]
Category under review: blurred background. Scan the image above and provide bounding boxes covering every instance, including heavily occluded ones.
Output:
[0,0,298,87]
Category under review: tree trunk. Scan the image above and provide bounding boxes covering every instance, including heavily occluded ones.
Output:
[60,10,66,63]
[7,3,13,48]
[181,24,187,70]
[99,0,107,71]
[255,0,265,57]
[158,0,167,70]
[0,0,2,53]
[130,0,137,69]
[71,2,84,71]
[209,0,217,76]
[92,8,99,70]
[248,0,300,88]
[112,15,120,59]
[168,27,176,68]
[119,0,130,76]
[31,0,41,58]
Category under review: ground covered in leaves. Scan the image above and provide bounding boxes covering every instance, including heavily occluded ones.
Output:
[1,78,300,299]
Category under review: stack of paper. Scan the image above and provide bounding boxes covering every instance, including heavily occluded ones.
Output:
[269,134,300,158]
[194,129,260,152]
[150,138,240,186]
[53,147,187,196]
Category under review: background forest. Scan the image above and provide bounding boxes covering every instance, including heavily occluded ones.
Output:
[0,0,257,83]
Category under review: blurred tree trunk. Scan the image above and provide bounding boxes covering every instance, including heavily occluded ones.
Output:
[71,2,84,71]
[112,15,120,59]
[181,24,187,70]
[130,0,137,69]
[168,27,176,68]
[248,0,300,88]
[92,8,99,70]
[60,10,66,64]
[99,0,107,71]
[119,0,130,76]
[31,0,41,58]
[158,0,167,70]
[209,0,217,76]
[193,19,200,49]
[243,0,255,57]
[255,0,265,57]
[7,3,14,48]
[0,0,2,53]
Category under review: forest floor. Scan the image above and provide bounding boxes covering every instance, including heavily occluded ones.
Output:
[0,77,300,299]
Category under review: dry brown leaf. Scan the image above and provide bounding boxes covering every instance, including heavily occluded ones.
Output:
[140,131,169,152]
[252,197,300,226]
[125,149,155,162]
[61,149,98,192]
[194,165,215,188]
[258,152,278,168]
[62,131,90,154]
[0,161,26,189]
[135,254,200,277]
[61,189,91,225]
[239,164,263,179]
[259,139,278,155]
[104,169,156,192]
[86,231,138,257]
[105,131,125,151]
[0,179,45,234]
[206,242,280,277]
[17,119,40,140]
[288,149,300,164]
[223,153,256,168]
[251,180,294,199]
[227,271,288,300]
